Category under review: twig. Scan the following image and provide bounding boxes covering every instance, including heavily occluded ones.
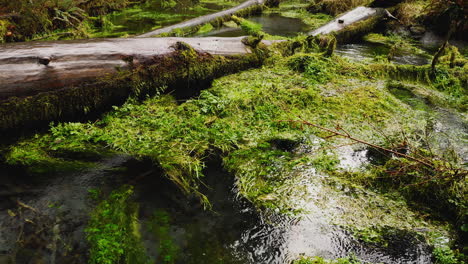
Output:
[280,118,436,169]
[0,13,21,18]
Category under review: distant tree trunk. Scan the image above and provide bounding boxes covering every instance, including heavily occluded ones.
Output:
[431,22,456,71]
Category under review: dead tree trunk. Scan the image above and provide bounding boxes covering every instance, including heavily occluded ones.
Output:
[0,37,267,132]
[0,37,259,100]
[309,6,386,42]
[137,0,269,37]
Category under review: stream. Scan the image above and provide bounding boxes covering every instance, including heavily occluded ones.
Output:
[0,4,466,264]
[1,86,464,263]
[195,13,310,38]
[0,157,435,264]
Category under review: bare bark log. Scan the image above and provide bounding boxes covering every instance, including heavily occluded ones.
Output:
[0,37,257,100]
[137,0,268,37]
[309,6,383,36]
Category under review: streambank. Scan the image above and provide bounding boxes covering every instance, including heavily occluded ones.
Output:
[4,43,466,262]
[1,1,467,263]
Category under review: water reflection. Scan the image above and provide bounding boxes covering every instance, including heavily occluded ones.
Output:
[135,161,433,264]
[197,13,310,38]
[335,43,430,66]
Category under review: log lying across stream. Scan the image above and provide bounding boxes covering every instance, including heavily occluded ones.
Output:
[310,6,386,42]
[0,3,386,133]
[0,37,267,132]
[0,37,258,100]
[138,0,272,37]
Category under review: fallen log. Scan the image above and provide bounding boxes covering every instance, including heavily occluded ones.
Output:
[309,6,385,42]
[0,37,258,100]
[0,37,268,132]
[138,0,270,38]
[0,5,392,133]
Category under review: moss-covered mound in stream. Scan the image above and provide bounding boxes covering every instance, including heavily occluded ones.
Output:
[3,38,467,262]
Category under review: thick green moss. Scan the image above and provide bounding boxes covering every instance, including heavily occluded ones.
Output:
[293,256,362,264]
[6,42,466,257]
[4,52,422,203]
[367,64,467,110]
[334,16,382,43]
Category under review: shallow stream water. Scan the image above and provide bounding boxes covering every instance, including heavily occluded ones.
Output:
[0,157,435,264]
[1,4,467,264]
[195,13,310,38]
[335,43,431,66]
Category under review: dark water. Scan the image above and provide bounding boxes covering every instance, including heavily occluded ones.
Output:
[0,157,433,264]
[196,13,310,38]
[0,155,132,263]
[135,161,432,264]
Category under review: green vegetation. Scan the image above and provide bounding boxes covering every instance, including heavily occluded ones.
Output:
[0,0,245,41]
[293,256,362,264]
[232,15,263,36]
[154,4,264,37]
[1,0,468,260]
[86,185,148,264]
[5,37,465,224]
[0,41,265,133]
[307,0,373,16]
[434,246,464,264]
[87,0,246,38]
[0,0,138,41]
[266,0,332,30]
[148,210,180,264]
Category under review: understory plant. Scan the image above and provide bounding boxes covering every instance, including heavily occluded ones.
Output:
[86,185,148,264]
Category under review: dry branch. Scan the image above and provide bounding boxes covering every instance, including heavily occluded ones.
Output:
[281,118,436,169]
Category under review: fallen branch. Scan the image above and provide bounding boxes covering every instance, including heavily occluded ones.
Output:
[0,13,21,18]
[280,118,436,169]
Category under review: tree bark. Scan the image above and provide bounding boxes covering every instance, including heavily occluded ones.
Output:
[309,6,385,42]
[0,37,257,100]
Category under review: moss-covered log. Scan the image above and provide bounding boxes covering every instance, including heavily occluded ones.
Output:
[0,37,267,133]
[309,6,385,42]
[137,0,272,38]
